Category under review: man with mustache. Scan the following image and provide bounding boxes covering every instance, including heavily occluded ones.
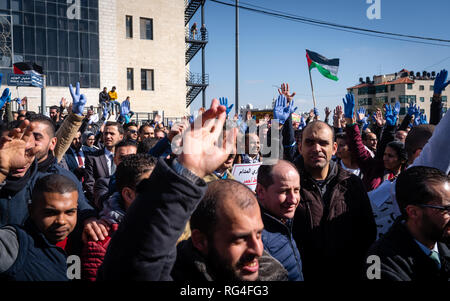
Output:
[97,98,287,281]
[366,166,450,281]
[0,173,78,281]
[293,120,377,280]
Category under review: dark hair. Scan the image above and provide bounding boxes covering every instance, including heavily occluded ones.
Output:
[115,139,138,150]
[138,123,153,134]
[335,132,347,142]
[137,137,159,154]
[124,121,138,130]
[116,154,157,209]
[404,124,435,161]
[190,180,257,239]
[105,121,124,135]
[31,174,78,208]
[49,105,59,112]
[28,114,56,137]
[386,141,408,164]
[396,166,449,218]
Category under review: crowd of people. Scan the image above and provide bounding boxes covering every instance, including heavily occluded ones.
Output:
[0,69,448,282]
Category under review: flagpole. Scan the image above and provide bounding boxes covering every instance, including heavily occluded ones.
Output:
[308,68,317,108]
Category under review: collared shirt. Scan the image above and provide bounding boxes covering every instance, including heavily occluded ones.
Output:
[104,148,115,175]
[415,239,440,258]
[339,160,361,178]
[72,147,85,167]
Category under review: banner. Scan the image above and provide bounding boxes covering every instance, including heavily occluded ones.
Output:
[231,163,262,191]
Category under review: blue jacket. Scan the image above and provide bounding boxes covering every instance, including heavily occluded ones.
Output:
[0,219,68,281]
[260,207,304,281]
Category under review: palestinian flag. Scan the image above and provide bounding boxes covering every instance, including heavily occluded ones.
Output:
[306,49,339,81]
[13,62,44,75]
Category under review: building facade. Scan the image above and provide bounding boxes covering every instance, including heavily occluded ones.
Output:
[0,0,187,120]
[347,69,449,122]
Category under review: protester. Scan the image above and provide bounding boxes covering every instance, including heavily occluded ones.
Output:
[84,121,124,204]
[82,154,156,281]
[256,160,304,281]
[334,132,362,178]
[124,121,138,141]
[366,166,450,281]
[292,120,377,280]
[0,175,78,281]
[108,87,120,116]
[138,123,155,141]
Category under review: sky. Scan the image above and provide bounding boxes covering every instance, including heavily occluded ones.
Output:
[188,0,450,117]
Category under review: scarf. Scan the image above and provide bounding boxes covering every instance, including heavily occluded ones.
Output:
[4,161,36,194]
[38,151,56,173]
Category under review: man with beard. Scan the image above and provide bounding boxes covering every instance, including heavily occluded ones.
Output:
[97,98,287,281]
[293,120,377,280]
[366,166,450,281]
[173,180,288,281]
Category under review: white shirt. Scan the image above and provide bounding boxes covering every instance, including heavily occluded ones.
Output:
[72,147,85,167]
[339,160,361,178]
[104,148,115,175]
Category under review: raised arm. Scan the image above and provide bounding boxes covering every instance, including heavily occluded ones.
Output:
[97,98,236,281]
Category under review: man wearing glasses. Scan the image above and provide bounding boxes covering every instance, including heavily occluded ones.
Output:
[124,122,139,142]
[366,166,450,280]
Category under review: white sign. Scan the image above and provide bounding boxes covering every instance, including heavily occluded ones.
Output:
[231,163,262,191]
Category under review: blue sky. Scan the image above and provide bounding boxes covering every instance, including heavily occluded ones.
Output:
[188,0,450,117]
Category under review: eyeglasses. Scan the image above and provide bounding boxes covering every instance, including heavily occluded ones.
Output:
[128,130,138,134]
[417,204,450,214]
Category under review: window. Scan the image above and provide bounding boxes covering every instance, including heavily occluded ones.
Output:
[127,68,134,90]
[420,97,425,102]
[419,85,424,91]
[126,16,133,38]
[430,85,434,91]
[399,95,416,104]
[390,85,395,91]
[141,69,154,90]
[399,108,406,115]
[443,96,448,102]
[407,83,413,90]
[140,18,153,40]
[391,98,395,103]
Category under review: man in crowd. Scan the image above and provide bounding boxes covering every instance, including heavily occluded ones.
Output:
[366,166,450,280]
[49,105,63,128]
[97,98,287,281]
[82,154,157,281]
[256,160,304,281]
[138,123,155,141]
[124,121,138,141]
[0,175,79,281]
[84,121,124,203]
[362,131,377,158]
[293,120,377,280]
[62,130,96,179]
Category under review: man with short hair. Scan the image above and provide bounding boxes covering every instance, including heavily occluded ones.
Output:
[293,120,377,280]
[138,123,155,141]
[155,128,165,140]
[49,105,61,124]
[0,174,78,281]
[362,131,377,158]
[82,154,156,281]
[366,166,450,281]
[256,160,304,281]
[124,121,138,141]
[84,121,124,203]
[97,98,287,281]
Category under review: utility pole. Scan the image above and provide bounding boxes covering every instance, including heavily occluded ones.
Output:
[235,0,239,115]
[201,1,206,108]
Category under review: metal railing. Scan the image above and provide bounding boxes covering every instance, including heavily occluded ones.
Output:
[186,71,209,86]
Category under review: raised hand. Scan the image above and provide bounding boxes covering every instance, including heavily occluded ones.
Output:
[273,94,297,125]
[393,101,401,116]
[219,97,234,116]
[298,115,307,130]
[0,120,36,179]
[342,93,355,119]
[384,104,398,126]
[69,82,87,116]
[407,102,418,116]
[278,83,296,103]
[236,114,248,134]
[0,88,11,111]
[324,107,331,118]
[434,69,450,95]
[178,98,236,178]
[419,113,428,125]
[357,107,366,122]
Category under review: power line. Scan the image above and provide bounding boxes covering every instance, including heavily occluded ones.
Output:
[210,0,450,47]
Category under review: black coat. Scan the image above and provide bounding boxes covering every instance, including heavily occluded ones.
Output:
[293,158,377,280]
[366,219,450,281]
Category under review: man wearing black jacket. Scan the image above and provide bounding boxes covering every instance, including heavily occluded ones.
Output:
[97,98,287,281]
[367,166,450,281]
